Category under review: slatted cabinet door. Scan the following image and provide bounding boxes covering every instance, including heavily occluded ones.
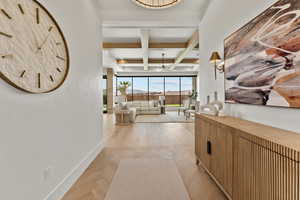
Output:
[234,136,254,200]
[195,117,211,170]
[195,118,233,198]
[195,117,201,161]
[234,136,300,200]
[210,124,233,196]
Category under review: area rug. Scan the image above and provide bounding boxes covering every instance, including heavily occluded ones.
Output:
[104,158,191,200]
[135,111,193,123]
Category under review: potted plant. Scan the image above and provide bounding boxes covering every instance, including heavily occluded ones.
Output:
[118,81,131,100]
[188,90,198,106]
[189,90,198,100]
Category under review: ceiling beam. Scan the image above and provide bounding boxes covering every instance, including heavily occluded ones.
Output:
[103,43,141,49]
[169,31,199,70]
[102,42,198,49]
[140,29,149,70]
[117,58,199,64]
[149,42,187,48]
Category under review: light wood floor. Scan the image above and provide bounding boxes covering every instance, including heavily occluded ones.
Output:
[62,114,226,200]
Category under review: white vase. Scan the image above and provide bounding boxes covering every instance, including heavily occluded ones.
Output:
[210,91,223,111]
[200,96,218,116]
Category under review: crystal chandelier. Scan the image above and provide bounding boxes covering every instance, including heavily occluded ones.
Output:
[133,0,182,9]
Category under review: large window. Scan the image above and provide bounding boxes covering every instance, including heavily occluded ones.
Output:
[133,77,148,101]
[116,76,197,106]
[165,77,180,107]
[149,77,164,100]
[181,77,194,103]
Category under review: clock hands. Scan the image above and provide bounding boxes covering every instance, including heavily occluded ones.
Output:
[36,26,53,53]
[36,34,50,52]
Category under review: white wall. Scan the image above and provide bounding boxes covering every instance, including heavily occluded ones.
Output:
[0,1,103,200]
[199,0,300,133]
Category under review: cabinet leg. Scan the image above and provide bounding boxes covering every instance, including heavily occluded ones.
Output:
[196,159,200,165]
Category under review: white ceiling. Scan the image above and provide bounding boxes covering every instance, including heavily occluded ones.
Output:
[99,0,211,28]
[99,0,208,75]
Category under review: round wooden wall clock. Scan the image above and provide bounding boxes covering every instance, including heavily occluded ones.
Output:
[0,0,69,93]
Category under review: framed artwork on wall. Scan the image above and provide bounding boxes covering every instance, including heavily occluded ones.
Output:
[224,0,300,108]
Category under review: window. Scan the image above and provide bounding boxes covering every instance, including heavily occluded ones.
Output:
[116,76,197,106]
[181,77,194,104]
[149,77,164,101]
[132,77,148,101]
[165,77,180,107]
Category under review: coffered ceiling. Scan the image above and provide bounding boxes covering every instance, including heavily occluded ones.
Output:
[103,28,200,74]
[98,0,210,75]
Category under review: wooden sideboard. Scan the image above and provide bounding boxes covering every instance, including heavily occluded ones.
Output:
[195,114,300,200]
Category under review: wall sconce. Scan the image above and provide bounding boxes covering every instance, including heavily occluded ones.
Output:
[209,51,225,80]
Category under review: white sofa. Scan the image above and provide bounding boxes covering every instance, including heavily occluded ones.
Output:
[127,100,161,115]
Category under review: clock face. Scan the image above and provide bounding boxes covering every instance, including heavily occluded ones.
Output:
[0,0,69,93]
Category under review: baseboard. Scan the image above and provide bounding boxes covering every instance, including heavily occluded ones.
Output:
[43,141,105,200]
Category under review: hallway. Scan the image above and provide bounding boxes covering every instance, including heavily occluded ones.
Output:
[62,115,226,200]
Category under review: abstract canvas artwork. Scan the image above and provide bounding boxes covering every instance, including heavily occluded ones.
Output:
[224,0,300,108]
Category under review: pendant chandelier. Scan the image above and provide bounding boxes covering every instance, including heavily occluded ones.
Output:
[162,53,166,69]
[133,0,182,9]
